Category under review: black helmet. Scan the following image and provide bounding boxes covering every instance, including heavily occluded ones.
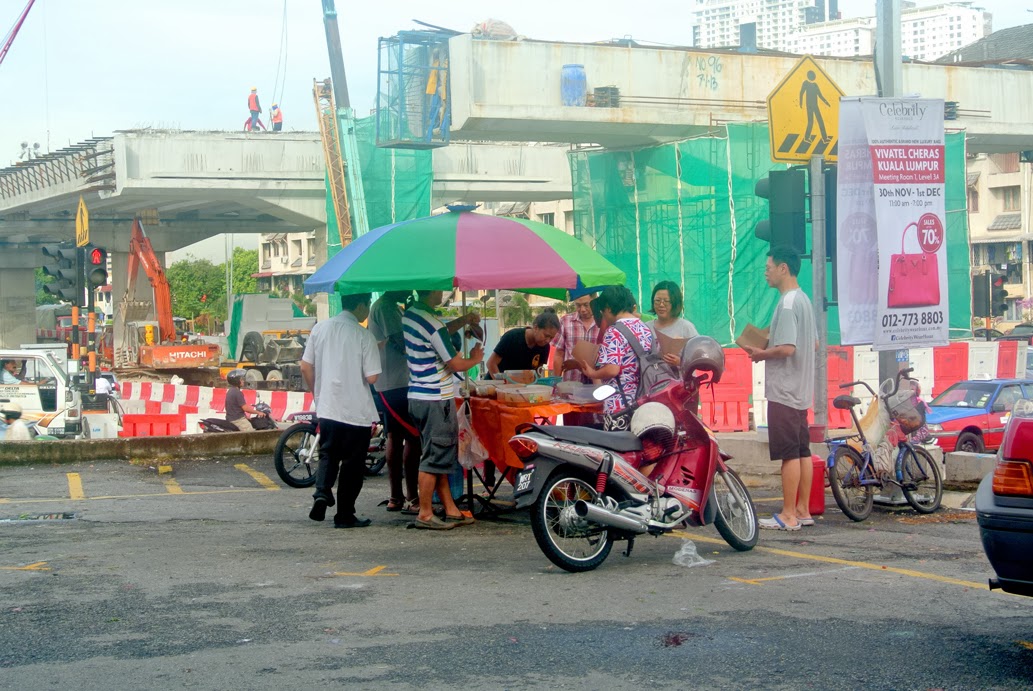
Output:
[679,336,724,385]
[226,369,247,387]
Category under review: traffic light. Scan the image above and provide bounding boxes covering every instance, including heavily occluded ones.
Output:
[991,275,1008,317]
[972,271,990,318]
[41,244,79,302]
[755,168,807,255]
[86,245,108,287]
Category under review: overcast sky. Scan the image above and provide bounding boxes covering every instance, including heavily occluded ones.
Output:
[1,0,1026,260]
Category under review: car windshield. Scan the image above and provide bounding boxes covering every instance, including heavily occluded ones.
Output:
[930,382,998,408]
[1009,324,1033,336]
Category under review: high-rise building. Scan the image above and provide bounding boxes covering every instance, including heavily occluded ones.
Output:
[788,3,991,60]
[690,0,839,50]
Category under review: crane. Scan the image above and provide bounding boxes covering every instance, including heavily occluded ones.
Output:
[0,0,35,69]
[318,0,368,255]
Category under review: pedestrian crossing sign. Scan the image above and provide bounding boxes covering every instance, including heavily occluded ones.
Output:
[767,55,844,163]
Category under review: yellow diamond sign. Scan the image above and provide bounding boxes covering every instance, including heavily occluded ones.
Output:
[767,55,845,163]
[75,195,89,247]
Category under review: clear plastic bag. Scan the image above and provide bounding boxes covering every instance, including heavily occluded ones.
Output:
[457,400,489,470]
[672,539,715,568]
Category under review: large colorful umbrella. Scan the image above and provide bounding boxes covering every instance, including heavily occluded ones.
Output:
[304,209,625,298]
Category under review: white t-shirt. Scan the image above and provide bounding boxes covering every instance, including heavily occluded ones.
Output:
[94,377,113,396]
[301,311,382,426]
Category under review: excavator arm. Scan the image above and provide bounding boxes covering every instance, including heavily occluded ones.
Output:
[128,218,177,343]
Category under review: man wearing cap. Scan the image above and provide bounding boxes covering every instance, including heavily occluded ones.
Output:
[271,104,283,132]
[0,402,31,441]
[247,87,262,132]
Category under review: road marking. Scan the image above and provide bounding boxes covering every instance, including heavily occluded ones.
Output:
[728,566,859,586]
[163,476,184,495]
[1017,641,1033,651]
[0,488,272,505]
[0,561,50,571]
[66,473,84,500]
[157,465,173,475]
[672,531,989,590]
[333,565,399,577]
[234,463,280,491]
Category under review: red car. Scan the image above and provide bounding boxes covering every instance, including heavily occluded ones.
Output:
[925,379,1033,454]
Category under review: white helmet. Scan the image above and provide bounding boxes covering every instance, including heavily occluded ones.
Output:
[1,401,23,419]
[630,401,676,442]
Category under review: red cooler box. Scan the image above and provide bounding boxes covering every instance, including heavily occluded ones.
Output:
[807,454,826,516]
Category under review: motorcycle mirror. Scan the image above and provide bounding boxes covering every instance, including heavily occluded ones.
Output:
[593,384,617,401]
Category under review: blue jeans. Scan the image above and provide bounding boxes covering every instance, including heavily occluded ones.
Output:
[249,110,260,130]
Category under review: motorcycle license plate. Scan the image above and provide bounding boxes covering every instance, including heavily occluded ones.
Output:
[514,464,536,497]
[294,413,315,423]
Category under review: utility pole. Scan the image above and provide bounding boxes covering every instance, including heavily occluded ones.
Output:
[810,156,828,432]
[875,0,905,389]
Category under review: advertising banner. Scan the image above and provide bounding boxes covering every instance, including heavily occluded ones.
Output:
[836,100,878,345]
[836,98,948,349]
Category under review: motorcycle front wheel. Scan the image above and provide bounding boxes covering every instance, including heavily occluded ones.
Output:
[273,422,319,488]
[530,472,614,573]
[712,468,759,551]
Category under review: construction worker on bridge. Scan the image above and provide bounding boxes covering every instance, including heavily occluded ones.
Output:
[248,87,262,131]
[271,103,283,132]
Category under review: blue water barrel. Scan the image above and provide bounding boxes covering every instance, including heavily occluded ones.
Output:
[561,64,587,106]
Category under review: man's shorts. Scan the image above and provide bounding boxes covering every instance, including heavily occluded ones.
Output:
[408,398,459,475]
[767,400,810,462]
[379,387,418,438]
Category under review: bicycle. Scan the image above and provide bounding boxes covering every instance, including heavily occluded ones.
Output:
[826,367,943,521]
[273,412,387,488]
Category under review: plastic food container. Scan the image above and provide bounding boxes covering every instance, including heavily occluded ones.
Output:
[555,382,598,404]
[503,370,538,385]
[535,376,563,387]
[472,382,497,398]
[497,385,554,406]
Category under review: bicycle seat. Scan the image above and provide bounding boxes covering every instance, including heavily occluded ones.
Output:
[833,394,861,410]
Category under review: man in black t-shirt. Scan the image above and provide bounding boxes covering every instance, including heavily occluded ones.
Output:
[486,309,561,378]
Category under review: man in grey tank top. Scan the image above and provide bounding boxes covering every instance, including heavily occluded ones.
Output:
[743,245,817,532]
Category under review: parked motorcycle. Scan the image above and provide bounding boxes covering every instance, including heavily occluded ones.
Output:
[509,336,759,572]
[272,411,387,487]
[198,402,276,434]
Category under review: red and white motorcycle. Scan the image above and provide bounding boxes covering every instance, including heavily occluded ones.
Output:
[509,336,759,572]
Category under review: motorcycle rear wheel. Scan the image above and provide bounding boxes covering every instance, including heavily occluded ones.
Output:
[712,468,759,551]
[530,472,614,573]
[274,422,319,488]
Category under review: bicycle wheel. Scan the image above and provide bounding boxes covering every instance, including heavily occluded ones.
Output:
[900,445,942,514]
[273,423,319,488]
[828,445,874,522]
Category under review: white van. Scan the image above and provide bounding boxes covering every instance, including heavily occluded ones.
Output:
[0,349,83,438]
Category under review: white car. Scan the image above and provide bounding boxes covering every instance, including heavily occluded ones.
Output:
[0,349,83,438]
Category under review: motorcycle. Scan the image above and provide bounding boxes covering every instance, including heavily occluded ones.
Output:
[508,343,759,572]
[198,402,276,434]
[272,411,386,487]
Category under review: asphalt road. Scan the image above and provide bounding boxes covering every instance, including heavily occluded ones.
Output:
[1,456,1030,690]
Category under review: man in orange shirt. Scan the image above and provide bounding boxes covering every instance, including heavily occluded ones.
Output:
[271,104,283,132]
[248,87,262,131]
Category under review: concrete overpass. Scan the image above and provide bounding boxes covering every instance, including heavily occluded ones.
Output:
[0,130,572,347]
[444,35,1033,153]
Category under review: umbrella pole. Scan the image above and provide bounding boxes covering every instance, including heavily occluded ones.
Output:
[462,291,476,516]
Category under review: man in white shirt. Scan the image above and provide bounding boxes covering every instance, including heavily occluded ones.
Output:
[301,293,382,529]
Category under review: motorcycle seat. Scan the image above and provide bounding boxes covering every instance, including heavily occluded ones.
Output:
[529,424,642,453]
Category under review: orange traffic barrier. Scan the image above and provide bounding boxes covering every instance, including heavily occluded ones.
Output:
[118,414,184,437]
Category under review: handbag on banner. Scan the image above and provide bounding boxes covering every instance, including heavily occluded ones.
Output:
[887,222,940,308]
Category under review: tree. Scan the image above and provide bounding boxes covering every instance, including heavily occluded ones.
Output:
[231,247,259,295]
[166,256,227,320]
[35,268,61,305]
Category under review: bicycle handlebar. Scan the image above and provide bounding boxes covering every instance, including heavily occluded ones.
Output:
[840,380,877,397]
[839,368,916,401]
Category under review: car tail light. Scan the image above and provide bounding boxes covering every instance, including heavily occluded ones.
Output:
[992,459,1033,497]
[509,437,538,460]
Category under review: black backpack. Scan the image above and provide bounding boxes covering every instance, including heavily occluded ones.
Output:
[612,321,678,404]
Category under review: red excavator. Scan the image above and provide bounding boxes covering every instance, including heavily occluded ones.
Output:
[114,218,221,377]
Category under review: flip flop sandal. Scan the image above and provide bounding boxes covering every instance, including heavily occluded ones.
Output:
[412,516,455,531]
[759,514,801,531]
[380,498,405,512]
[400,500,420,516]
[798,517,815,526]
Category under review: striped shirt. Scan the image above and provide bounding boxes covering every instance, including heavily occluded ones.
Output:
[403,303,458,401]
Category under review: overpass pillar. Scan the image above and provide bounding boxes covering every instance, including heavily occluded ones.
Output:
[0,251,37,348]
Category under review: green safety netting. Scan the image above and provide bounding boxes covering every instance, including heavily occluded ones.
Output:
[570,122,970,346]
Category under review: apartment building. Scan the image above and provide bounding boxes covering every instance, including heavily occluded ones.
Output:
[967,152,1033,322]
[690,0,839,50]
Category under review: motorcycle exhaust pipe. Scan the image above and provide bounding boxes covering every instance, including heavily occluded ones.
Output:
[574,500,648,534]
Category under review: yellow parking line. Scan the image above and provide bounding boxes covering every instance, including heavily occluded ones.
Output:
[0,561,51,571]
[234,463,280,491]
[672,530,989,590]
[333,565,399,577]
[163,477,184,495]
[66,473,84,500]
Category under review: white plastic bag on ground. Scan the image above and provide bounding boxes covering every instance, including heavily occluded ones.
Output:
[673,539,714,568]
[457,400,489,470]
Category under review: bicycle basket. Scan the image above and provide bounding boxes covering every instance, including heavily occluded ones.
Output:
[886,389,926,435]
